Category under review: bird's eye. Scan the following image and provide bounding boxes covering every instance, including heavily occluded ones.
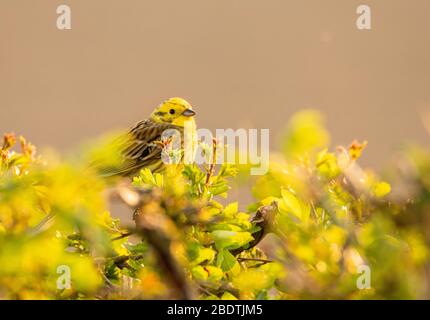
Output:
[169,109,175,115]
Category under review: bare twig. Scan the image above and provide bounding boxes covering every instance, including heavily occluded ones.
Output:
[111,231,134,241]
[205,138,217,185]
[237,257,273,263]
[27,212,56,236]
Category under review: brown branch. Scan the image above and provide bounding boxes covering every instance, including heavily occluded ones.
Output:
[112,254,144,269]
[111,231,134,241]
[237,257,273,263]
[27,212,56,236]
[134,204,195,300]
[198,282,240,298]
[205,138,217,185]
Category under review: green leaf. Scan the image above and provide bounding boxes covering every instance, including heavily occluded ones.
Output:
[316,149,341,179]
[188,245,216,265]
[133,168,163,187]
[210,183,230,196]
[224,202,238,217]
[218,164,238,178]
[372,181,391,198]
[211,230,254,250]
[191,266,208,281]
[279,188,310,222]
[216,250,239,272]
[124,242,147,255]
[221,292,238,300]
[209,223,244,232]
[205,266,224,282]
[191,266,224,283]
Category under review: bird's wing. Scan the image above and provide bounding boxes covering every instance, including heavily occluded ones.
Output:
[98,119,181,177]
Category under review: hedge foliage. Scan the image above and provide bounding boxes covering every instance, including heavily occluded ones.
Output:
[1,110,429,299]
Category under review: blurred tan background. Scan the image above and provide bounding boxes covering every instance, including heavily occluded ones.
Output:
[1,0,430,169]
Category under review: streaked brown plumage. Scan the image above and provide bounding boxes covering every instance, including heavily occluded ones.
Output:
[95,97,196,178]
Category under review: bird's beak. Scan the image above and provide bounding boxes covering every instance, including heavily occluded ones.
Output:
[182,108,196,117]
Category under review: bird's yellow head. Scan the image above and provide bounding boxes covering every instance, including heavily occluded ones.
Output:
[150,97,196,127]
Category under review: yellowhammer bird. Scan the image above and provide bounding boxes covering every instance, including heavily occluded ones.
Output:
[94,97,197,178]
